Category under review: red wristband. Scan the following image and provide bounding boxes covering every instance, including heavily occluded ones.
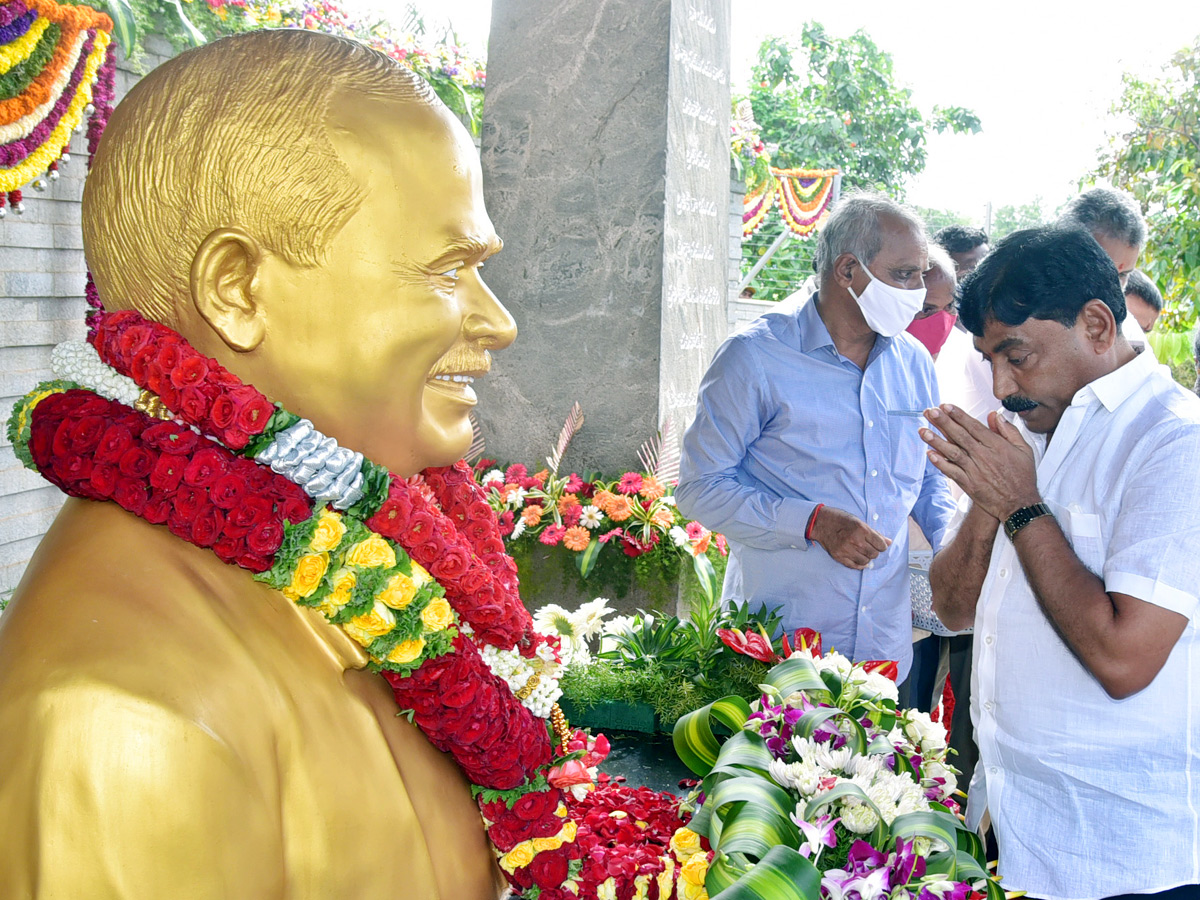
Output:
[805,503,825,542]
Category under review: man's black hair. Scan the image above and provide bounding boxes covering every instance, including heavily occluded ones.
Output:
[1124,268,1163,313]
[958,226,1126,337]
[933,224,988,255]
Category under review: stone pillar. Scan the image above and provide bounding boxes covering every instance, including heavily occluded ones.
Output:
[479,0,731,474]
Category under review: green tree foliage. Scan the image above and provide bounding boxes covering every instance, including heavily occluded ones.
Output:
[990,197,1051,242]
[739,24,980,300]
[746,25,981,195]
[1094,35,1200,331]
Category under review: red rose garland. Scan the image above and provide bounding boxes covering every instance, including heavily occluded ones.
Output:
[13,379,553,792]
[26,388,310,569]
[91,309,533,650]
[10,308,702,899]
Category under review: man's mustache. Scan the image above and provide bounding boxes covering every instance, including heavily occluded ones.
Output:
[1001,395,1039,413]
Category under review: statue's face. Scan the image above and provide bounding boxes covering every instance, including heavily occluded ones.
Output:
[254,94,516,475]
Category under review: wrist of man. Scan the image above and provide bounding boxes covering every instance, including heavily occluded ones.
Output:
[1003,500,1053,542]
[805,503,825,546]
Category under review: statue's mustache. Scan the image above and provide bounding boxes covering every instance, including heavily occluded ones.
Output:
[1001,395,1038,413]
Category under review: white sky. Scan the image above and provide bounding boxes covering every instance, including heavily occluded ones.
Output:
[354,0,1200,224]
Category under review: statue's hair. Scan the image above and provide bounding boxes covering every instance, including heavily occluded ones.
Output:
[83,29,437,326]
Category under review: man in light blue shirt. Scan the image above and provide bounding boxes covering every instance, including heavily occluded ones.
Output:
[676,193,956,679]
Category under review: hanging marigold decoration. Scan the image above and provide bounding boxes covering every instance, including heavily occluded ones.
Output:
[742,166,839,239]
[0,0,114,217]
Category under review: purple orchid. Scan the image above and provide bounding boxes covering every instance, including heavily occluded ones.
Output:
[888,837,927,887]
[845,840,887,875]
[821,867,891,900]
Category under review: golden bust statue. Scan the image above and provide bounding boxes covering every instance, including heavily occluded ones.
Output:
[0,29,515,898]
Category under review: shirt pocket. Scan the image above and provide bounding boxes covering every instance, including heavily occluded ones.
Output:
[1054,503,1105,577]
[892,424,928,488]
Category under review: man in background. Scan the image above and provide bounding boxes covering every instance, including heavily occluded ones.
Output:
[902,245,980,796]
[678,193,956,680]
[1124,269,1163,333]
[933,224,989,278]
[1059,186,1153,354]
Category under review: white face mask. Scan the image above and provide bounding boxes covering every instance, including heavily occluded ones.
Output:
[846,256,927,338]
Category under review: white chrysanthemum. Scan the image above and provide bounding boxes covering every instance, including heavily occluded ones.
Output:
[509,518,526,540]
[669,525,689,547]
[505,486,528,506]
[481,469,505,487]
[843,753,885,781]
[659,495,676,506]
[895,784,929,817]
[814,650,853,678]
[771,758,824,796]
[839,801,879,834]
[579,505,604,529]
[792,736,854,774]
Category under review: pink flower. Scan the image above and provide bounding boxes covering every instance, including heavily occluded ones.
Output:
[686,520,707,540]
[540,525,566,545]
[617,472,643,494]
[547,759,593,789]
[598,527,623,544]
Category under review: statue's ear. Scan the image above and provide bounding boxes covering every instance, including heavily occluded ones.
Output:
[189,228,267,352]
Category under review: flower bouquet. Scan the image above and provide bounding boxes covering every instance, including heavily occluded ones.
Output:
[668,633,1004,900]
[536,593,786,730]
[477,460,728,605]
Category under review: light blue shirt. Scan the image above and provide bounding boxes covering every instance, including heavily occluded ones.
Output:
[676,296,956,678]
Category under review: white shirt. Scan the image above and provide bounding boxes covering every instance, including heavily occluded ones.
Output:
[965,348,1200,899]
[935,326,1001,425]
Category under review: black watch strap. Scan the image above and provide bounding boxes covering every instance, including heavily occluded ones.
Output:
[1004,502,1053,541]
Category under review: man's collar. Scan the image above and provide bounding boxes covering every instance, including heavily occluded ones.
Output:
[798,292,891,356]
[1073,343,1159,412]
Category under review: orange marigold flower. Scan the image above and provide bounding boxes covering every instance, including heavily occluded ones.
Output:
[639,476,666,501]
[592,489,617,514]
[557,493,581,513]
[562,526,591,552]
[522,505,544,526]
[692,532,712,555]
[533,469,550,486]
[607,496,634,522]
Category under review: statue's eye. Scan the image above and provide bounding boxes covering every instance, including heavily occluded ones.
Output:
[439,267,460,281]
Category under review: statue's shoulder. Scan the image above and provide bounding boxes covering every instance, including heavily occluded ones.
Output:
[0,498,292,725]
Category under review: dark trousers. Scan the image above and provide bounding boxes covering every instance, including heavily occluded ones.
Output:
[1103,887,1200,900]
[897,634,940,712]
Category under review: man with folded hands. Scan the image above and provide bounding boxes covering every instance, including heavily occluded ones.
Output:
[926,225,1200,900]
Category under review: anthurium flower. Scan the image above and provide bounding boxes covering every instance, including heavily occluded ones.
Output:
[862,659,899,681]
[717,627,780,664]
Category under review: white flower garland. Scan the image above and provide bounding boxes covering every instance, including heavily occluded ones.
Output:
[51,341,141,406]
[478,641,564,719]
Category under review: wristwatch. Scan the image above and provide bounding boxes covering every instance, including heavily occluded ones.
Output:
[1003,502,1053,541]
